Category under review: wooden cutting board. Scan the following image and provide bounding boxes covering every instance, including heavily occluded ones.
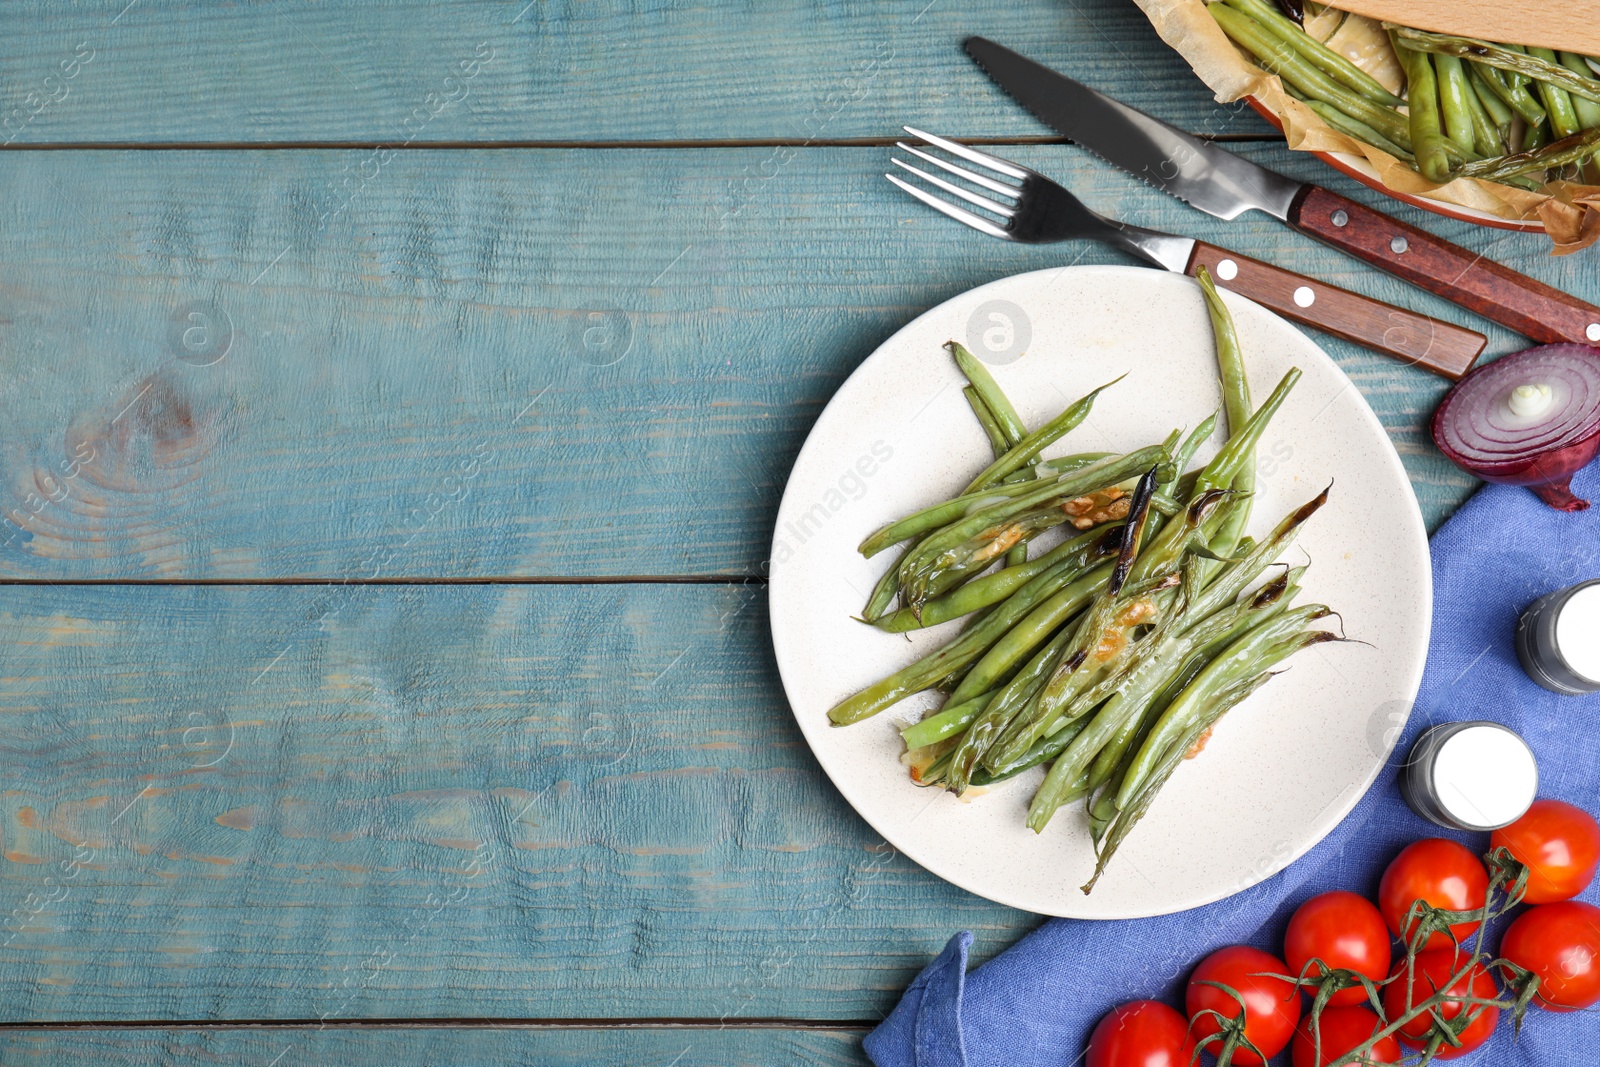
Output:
[1332,0,1600,56]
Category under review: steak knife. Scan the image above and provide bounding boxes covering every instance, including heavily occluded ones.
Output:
[965,36,1600,358]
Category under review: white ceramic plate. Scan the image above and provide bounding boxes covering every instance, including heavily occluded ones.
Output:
[769,266,1432,918]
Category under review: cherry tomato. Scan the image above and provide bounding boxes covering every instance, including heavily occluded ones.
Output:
[1290,1005,1402,1067]
[1380,949,1499,1059]
[1491,799,1600,904]
[1186,945,1301,1065]
[1377,839,1488,950]
[1500,901,1600,1011]
[1284,891,1392,1007]
[1087,999,1196,1067]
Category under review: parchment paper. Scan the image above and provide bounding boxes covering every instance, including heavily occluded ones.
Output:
[1133,0,1600,253]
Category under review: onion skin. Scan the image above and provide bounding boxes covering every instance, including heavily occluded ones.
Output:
[1457,436,1599,512]
[1432,344,1600,512]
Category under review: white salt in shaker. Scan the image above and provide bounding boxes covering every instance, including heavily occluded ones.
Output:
[1517,579,1600,695]
[1401,721,1538,832]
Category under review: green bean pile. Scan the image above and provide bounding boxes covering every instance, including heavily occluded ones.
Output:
[828,269,1342,894]
[1207,0,1600,188]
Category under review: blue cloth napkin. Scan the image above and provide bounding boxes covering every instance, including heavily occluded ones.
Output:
[865,463,1600,1067]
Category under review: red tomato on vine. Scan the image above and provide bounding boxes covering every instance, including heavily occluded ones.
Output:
[1283,891,1392,1007]
[1501,901,1600,1011]
[1380,949,1499,1059]
[1491,799,1600,904]
[1186,945,1301,1065]
[1086,999,1196,1067]
[1377,839,1488,950]
[1290,1005,1402,1067]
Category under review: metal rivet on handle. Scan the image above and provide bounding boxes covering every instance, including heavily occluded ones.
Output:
[1331,210,1349,227]
[1588,323,1600,342]
[1390,235,1409,254]
[1215,259,1238,281]
[1294,286,1315,308]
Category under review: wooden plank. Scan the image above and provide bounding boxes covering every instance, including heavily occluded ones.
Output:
[0,143,1563,582]
[0,583,1029,1022]
[0,0,1270,144]
[0,1026,868,1066]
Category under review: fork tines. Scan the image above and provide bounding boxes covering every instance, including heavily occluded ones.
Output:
[887,127,1028,240]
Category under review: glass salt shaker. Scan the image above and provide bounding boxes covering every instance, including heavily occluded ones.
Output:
[1517,579,1600,695]
[1401,721,1538,832]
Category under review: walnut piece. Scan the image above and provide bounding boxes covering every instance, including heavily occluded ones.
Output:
[1060,487,1130,530]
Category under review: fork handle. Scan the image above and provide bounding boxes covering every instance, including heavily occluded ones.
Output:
[1184,241,1486,379]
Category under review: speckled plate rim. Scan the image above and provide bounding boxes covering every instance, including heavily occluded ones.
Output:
[768,266,1433,918]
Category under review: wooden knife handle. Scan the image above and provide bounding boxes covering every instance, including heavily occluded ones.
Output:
[1184,241,1487,378]
[1289,185,1600,347]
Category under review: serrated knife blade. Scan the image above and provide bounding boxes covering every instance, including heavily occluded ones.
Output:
[961,36,1600,349]
[964,36,1301,221]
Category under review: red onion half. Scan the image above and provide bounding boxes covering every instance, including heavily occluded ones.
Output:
[1433,344,1600,512]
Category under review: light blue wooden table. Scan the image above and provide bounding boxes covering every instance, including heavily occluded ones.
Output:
[0,2,1588,1062]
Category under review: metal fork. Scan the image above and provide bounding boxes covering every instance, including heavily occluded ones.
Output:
[885,128,1486,378]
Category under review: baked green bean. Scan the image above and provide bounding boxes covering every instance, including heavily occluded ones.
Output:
[945,621,1083,791]
[1305,99,1415,161]
[1391,28,1600,104]
[1116,603,1331,811]
[1192,368,1300,498]
[874,525,1113,632]
[862,549,908,621]
[964,386,1010,457]
[1469,62,1541,126]
[827,557,1109,725]
[1454,58,1505,155]
[1219,0,1403,106]
[950,342,1027,445]
[1210,5,1414,149]
[1458,127,1600,180]
[1081,670,1274,894]
[1529,47,1583,138]
[1434,55,1479,154]
[1466,66,1514,145]
[969,716,1089,787]
[961,377,1037,570]
[1172,414,1218,477]
[945,562,1124,706]
[900,691,995,751]
[963,378,1121,493]
[1393,35,1455,182]
[1195,266,1255,582]
[1562,53,1600,130]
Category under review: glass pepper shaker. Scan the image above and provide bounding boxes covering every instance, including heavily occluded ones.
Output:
[1517,579,1600,695]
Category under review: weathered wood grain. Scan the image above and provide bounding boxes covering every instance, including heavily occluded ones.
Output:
[0,583,1028,1022]
[0,1025,868,1066]
[0,142,1568,582]
[0,0,1269,145]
